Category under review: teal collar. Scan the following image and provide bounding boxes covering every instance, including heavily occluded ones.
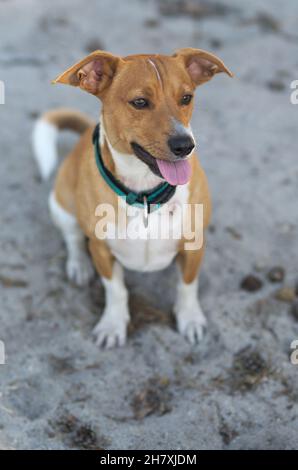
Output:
[92,124,176,214]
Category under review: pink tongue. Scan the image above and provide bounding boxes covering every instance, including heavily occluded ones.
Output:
[156,159,191,185]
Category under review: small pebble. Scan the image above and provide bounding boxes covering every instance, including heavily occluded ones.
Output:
[267,266,285,283]
[209,38,223,49]
[275,287,296,303]
[253,261,267,272]
[85,38,105,53]
[291,301,298,321]
[278,223,294,234]
[144,18,160,28]
[240,275,263,292]
[266,79,285,92]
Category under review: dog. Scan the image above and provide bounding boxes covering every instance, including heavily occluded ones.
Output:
[33,48,232,348]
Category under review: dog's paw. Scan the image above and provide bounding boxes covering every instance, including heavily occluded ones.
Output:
[175,304,207,345]
[93,312,128,349]
[66,254,94,287]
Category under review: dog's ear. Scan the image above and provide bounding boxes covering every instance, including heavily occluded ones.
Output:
[52,50,122,96]
[173,48,233,86]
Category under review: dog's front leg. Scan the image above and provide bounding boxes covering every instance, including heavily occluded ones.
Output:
[174,246,206,344]
[89,240,129,348]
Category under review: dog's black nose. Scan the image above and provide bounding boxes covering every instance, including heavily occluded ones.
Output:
[168,135,195,158]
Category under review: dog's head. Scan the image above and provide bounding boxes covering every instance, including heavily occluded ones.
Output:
[54,49,232,185]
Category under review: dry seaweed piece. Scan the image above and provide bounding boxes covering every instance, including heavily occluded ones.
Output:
[226,226,242,240]
[0,274,28,288]
[158,0,235,19]
[131,376,172,419]
[217,409,238,445]
[48,355,76,375]
[251,12,280,33]
[290,300,298,321]
[49,412,108,450]
[229,347,269,392]
[129,294,173,334]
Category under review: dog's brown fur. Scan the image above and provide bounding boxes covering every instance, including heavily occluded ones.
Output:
[50,49,232,283]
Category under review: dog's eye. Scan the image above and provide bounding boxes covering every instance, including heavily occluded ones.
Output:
[130,98,149,109]
[181,94,193,106]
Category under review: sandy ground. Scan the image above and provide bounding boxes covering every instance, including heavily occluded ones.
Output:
[0,0,298,450]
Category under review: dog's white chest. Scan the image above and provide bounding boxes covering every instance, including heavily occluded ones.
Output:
[106,185,189,272]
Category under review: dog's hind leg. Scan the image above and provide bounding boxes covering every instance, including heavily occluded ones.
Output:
[49,191,94,286]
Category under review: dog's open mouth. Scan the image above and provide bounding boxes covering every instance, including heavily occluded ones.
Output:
[131,142,191,186]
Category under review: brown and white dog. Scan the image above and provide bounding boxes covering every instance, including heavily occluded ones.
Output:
[33,48,232,348]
